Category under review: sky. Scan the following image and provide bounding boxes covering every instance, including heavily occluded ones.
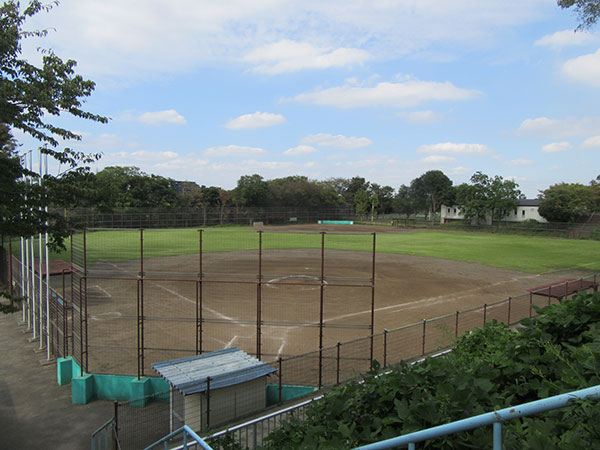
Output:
[16,0,600,198]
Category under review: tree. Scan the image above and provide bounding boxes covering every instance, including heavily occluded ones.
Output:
[538,183,596,222]
[558,0,600,29]
[0,1,107,248]
[369,183,395,215]
[411,170,453,224]
[455,172,521,225]
[393,184,420,219]
[353,189,370,216]
[231,174,270,207]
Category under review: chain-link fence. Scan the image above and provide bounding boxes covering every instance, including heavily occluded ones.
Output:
[58,206,356,229]
[68,228,376,377]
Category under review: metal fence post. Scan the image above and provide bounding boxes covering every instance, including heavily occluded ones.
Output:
[197,229,203,355]
[529,292,533,318]
[370,232,376,364]
[318,232,325,389]
[257,231,263,360]
[206,377,211,430]
[336,342,341,385]
[455,311,459,338]
[507,297,512,324]
[483,303,487,326]
[422,319,426,355]
[113,401,119,450]
[383,329,388,368]
[278,357,283,404]
[8,239,13,297]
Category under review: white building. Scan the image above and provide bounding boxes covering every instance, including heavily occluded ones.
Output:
[440,199,547,224]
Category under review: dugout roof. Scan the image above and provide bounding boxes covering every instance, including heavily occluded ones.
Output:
[152,347,276,395]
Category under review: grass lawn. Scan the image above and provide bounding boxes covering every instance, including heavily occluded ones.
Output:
[18,228,600,274]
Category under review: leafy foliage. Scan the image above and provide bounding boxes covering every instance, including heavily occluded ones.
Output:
[0,0,106,248]
[538,182,598,223]
[558,0,600,29]
[455,172,521,225]
[265,292,600,449]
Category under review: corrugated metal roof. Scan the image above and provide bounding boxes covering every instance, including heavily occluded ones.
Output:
[518,198,540,206]
[152,348,276,395]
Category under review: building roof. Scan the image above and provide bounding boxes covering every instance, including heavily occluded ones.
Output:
[518,199,540,207]
[152,347,276,395]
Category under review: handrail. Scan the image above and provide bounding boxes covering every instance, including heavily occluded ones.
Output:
[352,385,600,450]
[144,425,213,450]
[91,417,118,450]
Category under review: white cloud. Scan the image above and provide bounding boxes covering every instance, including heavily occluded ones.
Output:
[284,145,318,155]
[129,150,179,161]
[417,142,492,155]
[301,133,372,149]
[518,116,600,138]
[581,135,600,148]
[120,109,187,125]
[397,110,442,123]
[244,40,370,74]
[507,158,533,166]
[534,30,597,49]
[224,111,286,130]
[421,155,456,164]
[562,49,600,87]
[506,175,528,182]
[39,0,550,79]
[203,145,266,157]
[448,166,471,175]
[541,142,572,153]
[291,79,480,109]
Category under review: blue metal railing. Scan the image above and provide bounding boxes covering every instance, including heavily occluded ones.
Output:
[91,417,118,450]
[144,425,213,450]
[352,385,600,450]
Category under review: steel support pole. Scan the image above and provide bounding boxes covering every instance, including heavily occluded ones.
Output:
[257,231,263,360]
[493,422,502,450]
[197,230,203,354]
[8,240,13,297]
[83,228,88,373]
[383,329,388,368]
[370,232,376,364]
[455,311,459,338]
[421,319,426,355]
[138,228,145,378]
[318,232,325,389]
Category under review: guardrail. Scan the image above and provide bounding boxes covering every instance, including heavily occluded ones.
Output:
[352,385,600,450]
[91,417,119,450]
[203,396,319,449]
[144,425,212,450]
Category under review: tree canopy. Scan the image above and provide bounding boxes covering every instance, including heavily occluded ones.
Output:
[558,0,600,29]
[455,172,521,225]
[538,181,599,222]
[411,170,453,223]
[0,0,107,247]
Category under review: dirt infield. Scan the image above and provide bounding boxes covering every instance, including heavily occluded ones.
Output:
[61,224,593,376]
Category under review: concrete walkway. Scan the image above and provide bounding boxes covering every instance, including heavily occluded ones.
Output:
[0,311,114,450]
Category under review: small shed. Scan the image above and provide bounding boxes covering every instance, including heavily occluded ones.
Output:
[152,348,276,432]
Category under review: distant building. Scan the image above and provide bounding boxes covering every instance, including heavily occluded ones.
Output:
[440,199,547,224]
[173,180,201,196]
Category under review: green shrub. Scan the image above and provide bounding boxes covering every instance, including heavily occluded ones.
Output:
[265,292,600,449]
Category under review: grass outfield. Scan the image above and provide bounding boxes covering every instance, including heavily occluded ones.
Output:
[36,228,600,274]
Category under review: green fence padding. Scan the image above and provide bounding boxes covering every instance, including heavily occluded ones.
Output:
[267,384,317,406]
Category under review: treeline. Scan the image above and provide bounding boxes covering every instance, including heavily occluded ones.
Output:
[48,167,455,220]
[48,166,600,224]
